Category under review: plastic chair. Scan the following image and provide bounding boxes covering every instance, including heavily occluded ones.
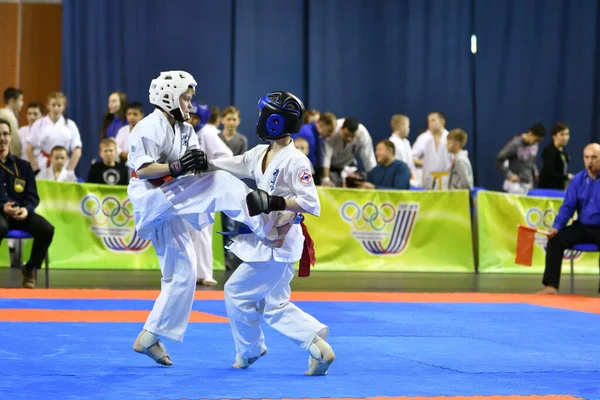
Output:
[409,186,425,191]
[7,229,50,288]
[77,177,84,183]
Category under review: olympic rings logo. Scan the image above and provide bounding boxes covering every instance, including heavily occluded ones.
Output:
[525,208,556,230]
[81,195,134,227]
[340,201,399,231]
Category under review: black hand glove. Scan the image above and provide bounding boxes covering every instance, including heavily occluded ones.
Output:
[246,189,286,216]
[168,149,207,177]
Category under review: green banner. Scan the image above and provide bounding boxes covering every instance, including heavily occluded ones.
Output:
[305,187,475,272]
[0,181,225,270]
[0,183,476,272]
[477,191,598,273]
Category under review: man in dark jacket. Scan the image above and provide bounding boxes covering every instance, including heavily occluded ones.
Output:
[0,118,54,288]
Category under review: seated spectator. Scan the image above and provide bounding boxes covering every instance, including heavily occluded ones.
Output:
[322,117,376,187]
[356,140,410,190]
[18,102,44,159]
[115,101,144,163]
[446,129,474,190]
[101,91,127,139]
[36,146,77,182]
[496,123,546,194]
[539,122,572,190]
[87,139,129,185]
[0,118,55,288]
[294,137,315,173]
[537,144,600,294]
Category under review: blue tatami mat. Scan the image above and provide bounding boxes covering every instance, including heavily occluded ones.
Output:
[0,299,599,400]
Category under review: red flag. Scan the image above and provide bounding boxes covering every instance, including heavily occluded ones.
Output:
[515,225,537,266]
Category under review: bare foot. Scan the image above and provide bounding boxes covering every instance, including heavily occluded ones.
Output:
[536,286,558,294]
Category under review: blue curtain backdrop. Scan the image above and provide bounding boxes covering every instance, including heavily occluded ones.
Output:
[62,0,599,188]
[474,0,599,190]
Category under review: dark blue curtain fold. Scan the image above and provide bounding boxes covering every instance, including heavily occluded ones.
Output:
[62,0,233,178]
[233,0,306,149]
[474,0,598,190]
[308,0,475,156]
[62,0,600,186]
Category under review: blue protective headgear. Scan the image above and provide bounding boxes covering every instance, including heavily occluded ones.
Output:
[189,102,211,132]
[256,91,305,141]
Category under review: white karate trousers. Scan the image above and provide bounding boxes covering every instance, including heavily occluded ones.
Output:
[224,261,329,359]
[129,171,276,342]
[189,222,214,282]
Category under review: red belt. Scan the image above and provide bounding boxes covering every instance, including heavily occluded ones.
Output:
[131,170,173,187]
[41,151,51,168]
[298,215,316,277]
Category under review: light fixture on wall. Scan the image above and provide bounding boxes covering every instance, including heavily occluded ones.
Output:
[471,35,478,54]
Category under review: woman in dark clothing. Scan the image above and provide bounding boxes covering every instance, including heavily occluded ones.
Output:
[538,122,572,190]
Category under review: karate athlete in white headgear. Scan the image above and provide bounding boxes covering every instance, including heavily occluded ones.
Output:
[127,71,280,366]
[210,91,335,376]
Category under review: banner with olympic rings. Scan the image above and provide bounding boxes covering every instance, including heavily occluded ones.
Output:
[477,191,598,273]
[304,187,475,272]
[0,181,226,269]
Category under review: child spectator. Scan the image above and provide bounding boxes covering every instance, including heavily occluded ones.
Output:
[115,101,145,163]
[446,129,474,190]
[36,146,78,182]
[294,136,315,173]
[218,106,248,156]
[87,139,129,185]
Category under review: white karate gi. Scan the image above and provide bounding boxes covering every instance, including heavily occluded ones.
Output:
[412,129,451,189]
[189,126,233,283]
[27,115,82,172]
[210,141,329,360]
[127,109,277,342]
[36,165,78,182]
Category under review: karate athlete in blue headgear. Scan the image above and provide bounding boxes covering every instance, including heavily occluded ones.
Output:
[209,91,335,376]
[189,102,210,132]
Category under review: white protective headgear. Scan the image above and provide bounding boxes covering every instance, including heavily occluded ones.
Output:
[148,70,197,122]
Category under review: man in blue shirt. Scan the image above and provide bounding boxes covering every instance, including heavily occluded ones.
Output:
[358,140,410,190]
[0,119,55,289]
[539,143,600,294]
[291,112,337,183]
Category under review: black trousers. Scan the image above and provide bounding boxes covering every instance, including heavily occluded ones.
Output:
[0,211,55,269]
[543,223,600,289]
